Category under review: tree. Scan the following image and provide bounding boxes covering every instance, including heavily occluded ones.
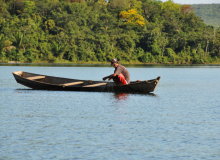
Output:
[0,0,219,64]
[108,0,128,10]
[119,9,145,27]
[181,4,194,15]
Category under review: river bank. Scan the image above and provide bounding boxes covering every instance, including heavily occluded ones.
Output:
[1,62,220,67]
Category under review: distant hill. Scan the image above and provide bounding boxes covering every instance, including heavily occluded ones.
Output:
[192,4,220,27]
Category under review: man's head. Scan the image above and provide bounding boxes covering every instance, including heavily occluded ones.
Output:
[111,58,118,67]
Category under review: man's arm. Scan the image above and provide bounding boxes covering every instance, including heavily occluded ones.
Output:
[103,74,117,81]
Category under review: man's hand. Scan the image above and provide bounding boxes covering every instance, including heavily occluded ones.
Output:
[103,74,116,81]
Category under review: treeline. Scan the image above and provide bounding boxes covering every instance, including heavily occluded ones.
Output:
[0,0,220,64]
[192,4,220,27]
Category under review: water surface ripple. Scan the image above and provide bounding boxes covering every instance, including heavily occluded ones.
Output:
[1,66,220,159]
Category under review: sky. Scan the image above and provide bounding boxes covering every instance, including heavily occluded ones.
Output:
[160,0,220,4]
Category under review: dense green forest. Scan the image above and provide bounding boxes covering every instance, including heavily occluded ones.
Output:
[192,4,220,27]
[0,0,220,64]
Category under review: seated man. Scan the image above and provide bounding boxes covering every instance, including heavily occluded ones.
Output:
[103,58,130,85]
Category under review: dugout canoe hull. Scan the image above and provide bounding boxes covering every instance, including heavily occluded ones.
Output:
[12,71,161,93]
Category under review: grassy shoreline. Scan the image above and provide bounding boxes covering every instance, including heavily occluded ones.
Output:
[1,61,220,66]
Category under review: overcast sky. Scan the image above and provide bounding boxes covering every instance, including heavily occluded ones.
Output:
[160,0,220,4]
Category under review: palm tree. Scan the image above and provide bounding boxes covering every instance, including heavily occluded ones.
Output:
[0,35,16,53]
[14,32,25,51]
[51,41,66,59]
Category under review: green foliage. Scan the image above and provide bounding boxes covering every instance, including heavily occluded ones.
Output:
[0,0,219,64]
[192,4,220,27]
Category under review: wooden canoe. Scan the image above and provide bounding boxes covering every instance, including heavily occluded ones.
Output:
[12,71,161,93]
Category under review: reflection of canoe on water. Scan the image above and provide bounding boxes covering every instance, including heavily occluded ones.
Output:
[12,71,161,93]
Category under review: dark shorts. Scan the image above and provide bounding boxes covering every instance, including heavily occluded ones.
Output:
[113,73,128,85]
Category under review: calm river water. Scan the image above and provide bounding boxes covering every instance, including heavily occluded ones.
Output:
[1,65,220,160]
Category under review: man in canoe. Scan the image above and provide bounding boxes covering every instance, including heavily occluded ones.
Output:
[103,58,130,85]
